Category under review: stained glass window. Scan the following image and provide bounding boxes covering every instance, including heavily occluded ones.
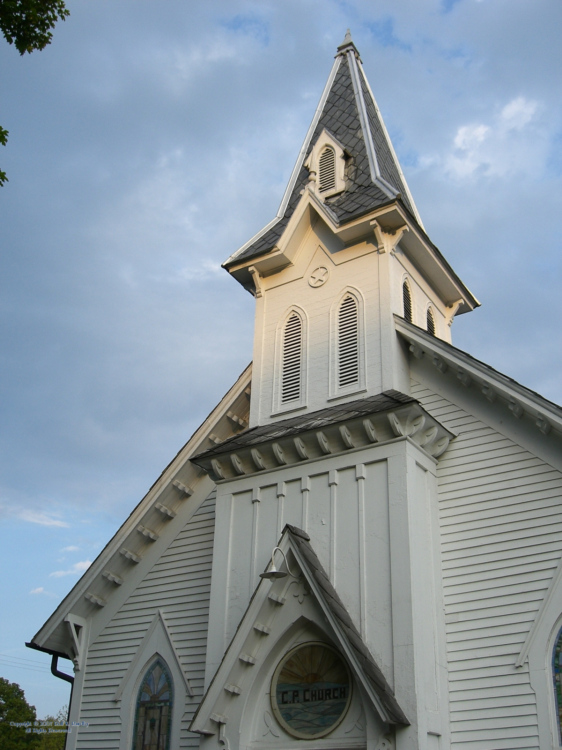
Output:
[554,626,562,744]
[133,659,173,750]
[271,642,352,739]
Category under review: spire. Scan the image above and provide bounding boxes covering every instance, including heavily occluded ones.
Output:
[336,28,361,58]
[225,34,423,268]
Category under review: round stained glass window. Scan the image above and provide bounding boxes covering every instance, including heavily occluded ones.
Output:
[270,642,352,739]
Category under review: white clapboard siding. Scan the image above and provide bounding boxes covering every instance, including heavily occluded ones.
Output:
[76,492,216,750]
[411,379,562,750]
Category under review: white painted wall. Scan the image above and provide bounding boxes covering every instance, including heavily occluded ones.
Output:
[205,437,451,748]
[71,492,217,750]
[411,374,562,750]
[249,217,453,429]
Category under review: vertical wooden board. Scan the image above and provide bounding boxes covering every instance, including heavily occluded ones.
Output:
[410,461,439,714]
[227,489,254,644]
[281,477,304,532]
[254,483,281,583]
[333,464,361,625]
[363,459,392,676]
[306,471,331,577]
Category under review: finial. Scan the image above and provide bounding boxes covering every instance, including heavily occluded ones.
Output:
[336,28,360,58]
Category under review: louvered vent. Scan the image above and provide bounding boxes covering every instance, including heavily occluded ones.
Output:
[338,295,359,387]
[403,281,412,323]
[427,308,436,336]
[318,147,336,192]
[281,313,302,403]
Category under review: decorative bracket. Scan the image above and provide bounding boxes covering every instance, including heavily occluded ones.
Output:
[248,266,262,298]
[371,219,409,255]
[64,614,87,671]
[446,299,463,327]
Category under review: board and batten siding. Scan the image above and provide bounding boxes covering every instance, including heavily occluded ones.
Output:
[411,379,562,750]
[75,492,216,750]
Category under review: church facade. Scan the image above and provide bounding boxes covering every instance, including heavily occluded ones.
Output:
[28,33,562,750]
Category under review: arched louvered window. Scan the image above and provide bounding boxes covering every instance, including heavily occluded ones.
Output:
[427,307,436,336]
[403,280,412,323]
[133,659,173,750]
[338,295,359,387]
[318,146,336,193]
[553,625,562,744]
[281,313,303,404]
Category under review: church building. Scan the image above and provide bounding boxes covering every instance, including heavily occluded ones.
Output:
[28,32,562,750]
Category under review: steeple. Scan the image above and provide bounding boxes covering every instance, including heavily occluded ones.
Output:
[224,31,423,271]
[226,37,478,428]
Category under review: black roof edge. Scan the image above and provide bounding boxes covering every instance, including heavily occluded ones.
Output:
[25,641,72,661]
[398,201,480,311]
[397,317,562,417]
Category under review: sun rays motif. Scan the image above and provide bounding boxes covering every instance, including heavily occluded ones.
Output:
[271,642,352,739]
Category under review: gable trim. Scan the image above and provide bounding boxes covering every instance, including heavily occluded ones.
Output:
[396,316,562,439]
[357,64,423,228]
[224,56,343,267]
[345,49,395,200]
[114,609,193,702]
[190,525,408,736]
[516,552,562,668]
[30,365,251,656]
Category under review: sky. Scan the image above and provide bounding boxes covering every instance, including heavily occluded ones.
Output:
[1,0,561,719]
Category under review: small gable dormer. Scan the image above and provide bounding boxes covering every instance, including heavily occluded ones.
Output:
[304,129,347,199]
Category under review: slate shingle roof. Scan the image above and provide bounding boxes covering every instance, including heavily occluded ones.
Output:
[192,390,414,460]
[225,38,418,269]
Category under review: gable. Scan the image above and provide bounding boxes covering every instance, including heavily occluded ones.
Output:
[191,525,406,750]
[70,491,217,749]
[30,365,252,661]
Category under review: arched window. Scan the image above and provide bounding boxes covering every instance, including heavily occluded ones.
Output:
[403,280,412,323]
[427,307,436,336]
[318,146,336,193]
[338,295,359,387]
[133,659,173,750]
[553,625,562,744]
[281,313,303,404]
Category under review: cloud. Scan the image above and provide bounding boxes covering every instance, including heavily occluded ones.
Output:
[61,545,79,552]
[440,96,543,179]
[30,586,57,597]
[49,560,92,578]
[15,509,69,528]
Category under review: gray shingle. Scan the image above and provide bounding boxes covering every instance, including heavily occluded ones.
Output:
[225,48,416,268]
[193,390,415,460]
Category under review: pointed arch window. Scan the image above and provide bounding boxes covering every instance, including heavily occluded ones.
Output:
[338,295,359,387]
[281,312,303,405]
[330,289,365,399]
[426,307,436,336]
[403,280,412,323]
[318,146,336,193]
[133,659,173,750]
[553,625,562,744]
